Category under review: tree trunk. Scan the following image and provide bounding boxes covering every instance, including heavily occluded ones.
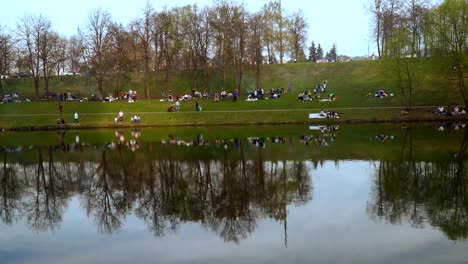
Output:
[458,71,467,108]
[98,78,103,100]
[34,76,40,99]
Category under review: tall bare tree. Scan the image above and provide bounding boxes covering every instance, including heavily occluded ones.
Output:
[429,0,468,107]
[80,8,113,99]
[247,12,264,89]
[231,3,248,92]
[404,0,430,57]
[131,0,154,99]
[51,34,68,76]
[0,25,15,90]
[108,22,132,96]
[39,29,57,95]
[288,10,308,62]
[17,14,51,99]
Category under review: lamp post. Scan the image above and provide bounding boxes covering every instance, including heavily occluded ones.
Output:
[364,38,370,59]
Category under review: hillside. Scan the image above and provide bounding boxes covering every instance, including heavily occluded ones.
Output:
[0,59,461,107]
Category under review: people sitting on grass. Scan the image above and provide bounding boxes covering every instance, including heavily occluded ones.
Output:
[56,117,65,125]
[436,105,466,116]
[436,106,446,114]
[220,88,227,100]
[168,104,174,112]
[374,90,393,98]
[319,109,340,118]
[124,90,139,102]
[115,111,124,123]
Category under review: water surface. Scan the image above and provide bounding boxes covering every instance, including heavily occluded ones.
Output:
[1,124,467,264]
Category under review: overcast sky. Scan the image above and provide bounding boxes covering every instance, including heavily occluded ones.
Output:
[1,0,376,56]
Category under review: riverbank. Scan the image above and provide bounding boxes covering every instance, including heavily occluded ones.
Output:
[1,102,466,131]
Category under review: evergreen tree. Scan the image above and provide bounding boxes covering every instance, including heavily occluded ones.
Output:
[307,40,317,62]
[317,44,324,60]
[329,43,337,62]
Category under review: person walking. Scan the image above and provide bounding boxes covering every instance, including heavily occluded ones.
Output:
[175,99,180,112]
[233,90,238,102]
[74,112,79,124]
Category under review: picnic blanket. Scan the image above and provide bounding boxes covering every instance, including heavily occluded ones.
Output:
[309,125,328,130]
[309,113,326,119]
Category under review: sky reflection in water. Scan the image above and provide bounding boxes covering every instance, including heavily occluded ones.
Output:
[0,126,467,264]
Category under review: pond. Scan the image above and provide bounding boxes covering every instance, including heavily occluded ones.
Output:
[0,123,467,264]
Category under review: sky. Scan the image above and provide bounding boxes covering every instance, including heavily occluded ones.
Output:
[0,0,376,57]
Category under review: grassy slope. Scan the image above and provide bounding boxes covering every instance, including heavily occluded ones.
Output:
[0,60,466,129]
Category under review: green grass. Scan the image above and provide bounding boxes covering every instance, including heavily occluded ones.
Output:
[0,59,466,130]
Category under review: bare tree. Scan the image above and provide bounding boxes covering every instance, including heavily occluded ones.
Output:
[288,10,308,62]
[153,8,183,92]
[108,22,132,96]
[404,0,430,57]
[262,0,286,63]
[429,0,468,107]
[39,29,57,96]
[17,14,51,99]
[247,12,264,89]
[80,8,113,99]
[51,34,68,76]
[0,25,15,90]
[231,3,248,92]
[131,0,154,99]
[178,4,209,90]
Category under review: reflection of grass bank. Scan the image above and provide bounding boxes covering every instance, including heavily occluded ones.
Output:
[1,95,467,131]
[1,124,465,163]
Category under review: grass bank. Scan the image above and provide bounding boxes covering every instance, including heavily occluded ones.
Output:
[0,59,466,130]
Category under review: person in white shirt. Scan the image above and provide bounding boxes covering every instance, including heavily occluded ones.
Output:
[175,100,180,112]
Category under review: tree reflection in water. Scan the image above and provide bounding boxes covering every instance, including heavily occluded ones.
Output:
[0,135,312,243]
[368,127,468,240]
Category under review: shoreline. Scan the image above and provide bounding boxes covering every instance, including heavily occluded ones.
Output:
[3,114,467,132]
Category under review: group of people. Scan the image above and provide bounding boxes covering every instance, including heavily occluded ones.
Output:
[123,90,139,102]
[297,81,329,101]
[2,93,18,103]
[372,90,393,98]
[168,100,181,112]
[56,103,79,126]
[436,105,466,116]
[319,109,340,118]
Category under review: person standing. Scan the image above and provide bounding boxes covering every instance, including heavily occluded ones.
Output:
[59,103,63,114]
[175,99,180,112]
[233,90,238,102]
[195,100,199,112]
[74,112,79,124]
